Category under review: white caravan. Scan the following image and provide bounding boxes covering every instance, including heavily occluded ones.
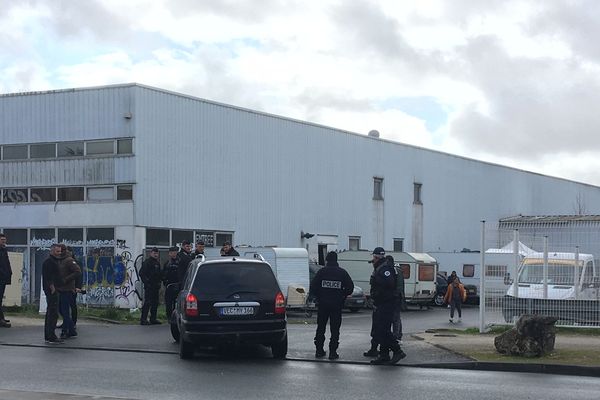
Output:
[337,251,437,307]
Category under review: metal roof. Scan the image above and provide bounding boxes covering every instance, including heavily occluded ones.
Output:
[500,215,600,223]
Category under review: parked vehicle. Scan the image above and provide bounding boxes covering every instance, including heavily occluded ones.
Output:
[502,252,600,323]
[308,261,366,312]
[337,251,437,307]
[170,255,288,359]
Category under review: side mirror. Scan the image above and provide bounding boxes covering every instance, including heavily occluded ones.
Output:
[503,273,512,286]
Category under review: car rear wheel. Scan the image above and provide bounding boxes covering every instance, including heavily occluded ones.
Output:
[434,294,445,307]
[170,322,180,343]
[179,334,195,360]
[271,334,288,359]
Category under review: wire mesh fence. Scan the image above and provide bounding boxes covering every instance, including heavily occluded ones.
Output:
[480,222,600,330]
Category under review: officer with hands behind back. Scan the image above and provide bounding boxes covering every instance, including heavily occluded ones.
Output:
[309,251,354,360]
[139,247,163,325]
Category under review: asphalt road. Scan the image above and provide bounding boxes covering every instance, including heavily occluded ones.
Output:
[2,346,600,400]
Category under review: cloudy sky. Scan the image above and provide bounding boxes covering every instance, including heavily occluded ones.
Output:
[2,0,599,185]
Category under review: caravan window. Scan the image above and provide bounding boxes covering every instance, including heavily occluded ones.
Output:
[418,264,435,281]
[519,261,583,285]
[463,264,475,278]
[399,264,410,279]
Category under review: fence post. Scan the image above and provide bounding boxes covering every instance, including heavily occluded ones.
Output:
[543,236,548,299]
[479,220,486,333]
[513,230,519,298]
[575,246,580,299]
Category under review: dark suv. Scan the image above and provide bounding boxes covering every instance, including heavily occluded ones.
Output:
[170,257,288,360]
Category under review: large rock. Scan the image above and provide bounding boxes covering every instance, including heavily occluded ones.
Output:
[494,314,558,357]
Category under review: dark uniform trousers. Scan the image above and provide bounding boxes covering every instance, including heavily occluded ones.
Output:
[44,292,60,340]
[314,303,343,351]
[374,301,400,354]
[164,283,179,321]
[141,285,160,322]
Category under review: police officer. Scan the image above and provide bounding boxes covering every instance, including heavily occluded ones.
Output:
[388,255,405,343]
[177,240,194,283]
[370,248,406,365]
[139,247,162,325]
[309,251,354,360]
[363,247,386,357]
[162,246,180,320]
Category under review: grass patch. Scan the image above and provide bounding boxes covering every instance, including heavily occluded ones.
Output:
[465,349,600,366]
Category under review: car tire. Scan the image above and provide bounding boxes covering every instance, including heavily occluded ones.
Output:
[349,307,360,313]
[179,334,195,360]
[434,294,445,307]
[271,334,288,359]
[170,322,180,343]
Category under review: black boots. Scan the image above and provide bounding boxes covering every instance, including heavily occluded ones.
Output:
[370,347,407,365]
[363,345,378,357]
[389,348,407,364]
[315,347,326,358]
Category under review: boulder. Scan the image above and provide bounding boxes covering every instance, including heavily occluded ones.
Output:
[494,314,558,357]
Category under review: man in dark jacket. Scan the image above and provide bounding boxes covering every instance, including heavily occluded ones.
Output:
[370,250,406,365]
[177,241,194,283]
[388,255,405,343]
[162,246,180,320]
[364,247,386,357]
[0,233,13,328]
[193,240,205,258]
[309,251,354,360]
[139,247,163,325]
[220,241,240,257]
[56,244,81,339]
[42,244,64,343]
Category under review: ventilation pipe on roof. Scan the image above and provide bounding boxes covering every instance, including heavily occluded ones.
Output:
[368,130,380,138]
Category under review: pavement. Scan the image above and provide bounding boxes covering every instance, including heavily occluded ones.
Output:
[2,307,600,376]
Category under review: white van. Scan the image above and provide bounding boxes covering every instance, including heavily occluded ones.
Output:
[337,251,437,307]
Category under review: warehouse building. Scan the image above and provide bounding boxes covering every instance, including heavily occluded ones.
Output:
[2,83,600,307]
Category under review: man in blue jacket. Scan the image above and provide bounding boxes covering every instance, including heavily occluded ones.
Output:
[310,251,354,360]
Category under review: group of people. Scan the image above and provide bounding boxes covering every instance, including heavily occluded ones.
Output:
[309,247,407,365]
[42,243,83,343]
[138,240,240,326]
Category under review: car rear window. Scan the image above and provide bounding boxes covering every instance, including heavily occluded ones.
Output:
[193,262,280,294]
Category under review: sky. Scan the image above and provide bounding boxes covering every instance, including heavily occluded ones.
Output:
[2,0,600,186]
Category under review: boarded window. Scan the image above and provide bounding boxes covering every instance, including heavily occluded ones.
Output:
[87,228,115,242]
[2,145,28,160]
[116,185,133,200]
[30,143,56,159]
[393,238,404,252]
[147,228,170,246]
[349,236,360,251]
[172,230,193,246]
[216,233,233,246]
[58,228,84,244]
[414,183,422,204]
[58,187,84,201]
[195,231,215,247]
[373,177,384,200]
[86,140,114,155]
[87,187,114,201]
[418,264,435,281]
[2,229,28,245]
[117,139,133,154]
[463,264,475,278]
[58,142,84,157]
[30,188,56,202]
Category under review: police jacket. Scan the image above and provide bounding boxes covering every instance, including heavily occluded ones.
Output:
[140,257,162,289]
[42,255,63,296]
[370,259,398,306]
[177,250,194,283]
[162,257,180,286]
[309,261,354,308]
[0,246,12,285]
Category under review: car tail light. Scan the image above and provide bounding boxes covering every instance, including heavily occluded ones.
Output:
[274,291,286,314]
[185,293,198,317]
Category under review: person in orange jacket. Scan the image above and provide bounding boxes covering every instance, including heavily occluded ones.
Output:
[444,278,467,323]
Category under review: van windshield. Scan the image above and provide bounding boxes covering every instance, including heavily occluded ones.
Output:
[519,263,582,284]
[193,262,280,295]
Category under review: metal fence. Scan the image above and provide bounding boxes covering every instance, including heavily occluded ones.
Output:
[479,222,600,331]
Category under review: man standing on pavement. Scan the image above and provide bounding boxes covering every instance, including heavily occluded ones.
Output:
[56,244,81,339]
[139,247,162,325]
[309,251,354,360]
[42,244,64,343]
[162,246,180,320]
[0,233,13,328]
[220,241,240,256]
[177,240,194,283]
[363,247,386,358]
[193,240,205,258]
[388,255,405,344]
[369,247,406,365]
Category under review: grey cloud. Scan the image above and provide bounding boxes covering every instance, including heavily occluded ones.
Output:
[448,36,600,160]
[166,0,301,22]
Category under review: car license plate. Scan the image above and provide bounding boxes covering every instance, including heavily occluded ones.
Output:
[220,306,254,316]
[356,300,364,304]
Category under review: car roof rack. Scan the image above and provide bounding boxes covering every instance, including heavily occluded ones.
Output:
[252,253,266,262]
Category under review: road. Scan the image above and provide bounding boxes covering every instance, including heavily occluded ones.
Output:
[2,345,600,400]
